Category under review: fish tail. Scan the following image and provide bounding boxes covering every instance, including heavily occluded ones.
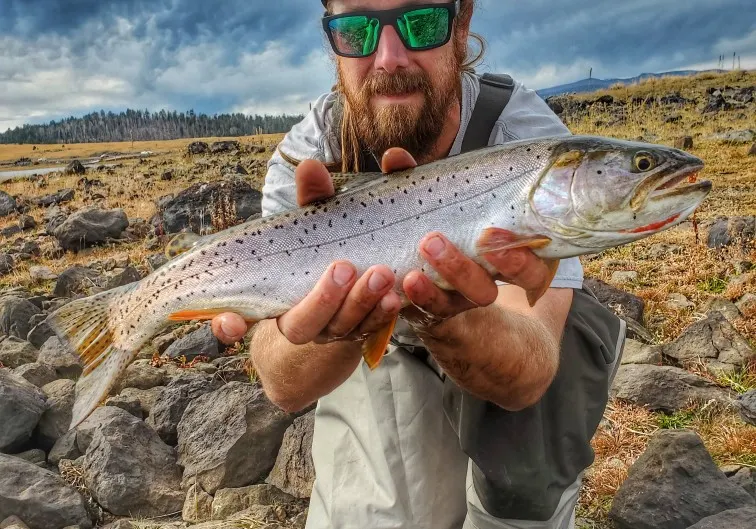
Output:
[45,282,141,429]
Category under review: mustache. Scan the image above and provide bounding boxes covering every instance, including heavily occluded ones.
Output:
[363,70,432,97]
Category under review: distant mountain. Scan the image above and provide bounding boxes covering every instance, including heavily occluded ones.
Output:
[536,69,722,98]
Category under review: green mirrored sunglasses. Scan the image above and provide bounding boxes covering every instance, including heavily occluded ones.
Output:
[322,1,460,58]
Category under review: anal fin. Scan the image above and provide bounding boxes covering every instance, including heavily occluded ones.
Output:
[361,315,398,370]
[526,258,561,307]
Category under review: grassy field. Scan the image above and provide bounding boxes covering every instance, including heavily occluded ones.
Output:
[1,70,755,528]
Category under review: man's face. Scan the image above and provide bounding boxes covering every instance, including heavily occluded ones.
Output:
[329,0,467,161]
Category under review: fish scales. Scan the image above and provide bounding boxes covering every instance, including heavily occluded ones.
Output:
[44,135,711,429]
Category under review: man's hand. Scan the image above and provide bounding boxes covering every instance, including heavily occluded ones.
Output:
[210,148,417,346]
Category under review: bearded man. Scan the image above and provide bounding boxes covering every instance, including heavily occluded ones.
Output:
[210,1,625,528]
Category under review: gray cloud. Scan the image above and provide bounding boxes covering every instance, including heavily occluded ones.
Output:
[1,0,754,132]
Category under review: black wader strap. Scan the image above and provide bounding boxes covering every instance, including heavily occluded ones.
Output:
[460,73,514,153]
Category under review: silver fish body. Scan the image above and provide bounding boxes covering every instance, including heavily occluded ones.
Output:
[46,135,710,428]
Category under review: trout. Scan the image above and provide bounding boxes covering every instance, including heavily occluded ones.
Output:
[46,135,710,428]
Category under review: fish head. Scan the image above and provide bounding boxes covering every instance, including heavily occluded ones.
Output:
[530,136,710,248]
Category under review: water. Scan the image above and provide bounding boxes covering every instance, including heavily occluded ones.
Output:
[0,166,69,182]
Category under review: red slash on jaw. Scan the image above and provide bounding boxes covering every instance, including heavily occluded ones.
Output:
[621,213,682,234]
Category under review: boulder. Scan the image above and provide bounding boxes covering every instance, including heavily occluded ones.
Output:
[177,382,295,494]
[0,297,41,341]
[0,337,38,369]
[52,266,102,298]
[0,371,47,453]
[37,337,82,380]
[182,484,213,524]
[35,379,75,450]
[663,311,755,374]
[583,277,645,322]
[104,386,162,420]
[610,364,731,412]
[266,410,315,498]
[706,216,755,249]
[82,407,184,518]
[734,390,756,426]
[11,362,58,388]
[0,454,92,529]
[164,324,221,362]
[609,429,755,529]
[147,373,222,445]
[686,507,756,528]
[53,208,128,252]
[211,484,295,520]
[0,191,17,217]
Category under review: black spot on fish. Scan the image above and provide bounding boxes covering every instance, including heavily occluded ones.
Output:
[328,220,333,228]
[379,199,384,205]
[269,239,274,244]
[390,198,395,204]
[428,188,432,193]
[511,205,515,210]
[343,213,348,219]
[597,170,603,175]
[418,200,423,205]
[403,190,408,194]
[359,219,364,225]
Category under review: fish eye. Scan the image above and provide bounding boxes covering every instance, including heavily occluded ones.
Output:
[634,152,656,172]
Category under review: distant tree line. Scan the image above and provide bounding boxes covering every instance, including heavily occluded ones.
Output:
[0,108,305,144]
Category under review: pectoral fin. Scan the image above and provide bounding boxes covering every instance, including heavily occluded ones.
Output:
[362,315,398,370]
[476,228,552,254]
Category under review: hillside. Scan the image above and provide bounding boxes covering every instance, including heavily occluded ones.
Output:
[0,70,754,529]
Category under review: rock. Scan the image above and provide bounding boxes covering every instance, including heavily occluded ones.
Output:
[146,253,169,271]
[707,216,756,249]
[736,293,756,317]
[674,136,694,150]
[112,359,167,393]
[686,506,756,528]
[35,189,75,207]
[177,382,295,494]
[152,331,176,354]
[610,364,731,412]
[666,293,694,310]
[29,266,57,282]
[266,410,315,499]
[611,271,638,284]
[49,431,81,466]
[14,448,46,468]
[52,266,102,298]
[0,453,92,529]
[0,371,47,452]
[584,277,645,322]
[100,521,136,529]
[0,515,30,529]
[44,205,69,234]
[730,468,756,500]
[64,161,86,175]
[211,484,295,520]
[748,143,756,156]
[209,140,240,154]
[609,429,755,529]
[164,324,221,362]
[187,141,209,155]
[0,192,18,218]
[702,297,742,323]
[37,337,82,380]
[26,320,54,349]
[104,386,162,420]
[0,297,41,341]
[663,311,755,374]
[36,379,75,450]
[734,390,756,426]
[707,129,756,144]
[664,114,682,124]
[81,407,184,518]
[147,373,222,445]
[619,338,662,365]
[11,362,58,388]
[182,484,213,523]
[0,337,38,368]
[53,208,129,252]
[103,266,141,291]
[0,254,13,276]
[158,180,262,234]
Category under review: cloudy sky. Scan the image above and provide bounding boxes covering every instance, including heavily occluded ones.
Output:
[1,0,755,132]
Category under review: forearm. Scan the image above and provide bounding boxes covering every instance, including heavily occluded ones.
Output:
[249,319,363,412]
[418,302,560,411]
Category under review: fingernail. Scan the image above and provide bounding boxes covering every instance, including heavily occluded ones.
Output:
[220,320,238,339]
[424,236,446,259]
[368,271,390,292]
[332,263,354,286]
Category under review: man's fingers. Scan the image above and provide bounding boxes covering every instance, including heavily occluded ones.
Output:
[483,248,554,293]
[381,148,417,173]
[403,270,477,320]
[211,312,252,345]
[295,159,335,206]
[277,261,357,345]
[418,232,499,307]
[355,291,402,336]
[324,265,397,339]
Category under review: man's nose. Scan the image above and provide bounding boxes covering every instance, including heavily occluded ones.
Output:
[372,25,409,73]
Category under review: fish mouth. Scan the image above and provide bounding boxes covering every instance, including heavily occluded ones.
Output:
[649,162,709,201]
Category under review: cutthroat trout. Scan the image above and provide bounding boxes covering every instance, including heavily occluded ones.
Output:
[46,135,710,428]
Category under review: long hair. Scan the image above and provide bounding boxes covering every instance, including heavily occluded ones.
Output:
[326,0,486,172]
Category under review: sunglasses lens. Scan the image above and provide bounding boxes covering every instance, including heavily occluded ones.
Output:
[328,16,380,56]
[397,7,450,49]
